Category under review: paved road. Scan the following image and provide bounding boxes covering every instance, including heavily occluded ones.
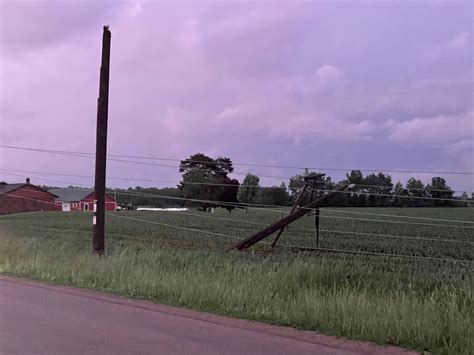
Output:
[0,277,411,355]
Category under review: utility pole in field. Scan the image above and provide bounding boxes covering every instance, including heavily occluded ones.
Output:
[93,26,111,255]
[227,183,354,252]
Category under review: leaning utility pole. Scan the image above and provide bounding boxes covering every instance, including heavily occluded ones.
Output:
[227,183,354,252]
[93,26,111,255]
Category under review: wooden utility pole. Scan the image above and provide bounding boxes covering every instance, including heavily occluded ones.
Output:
[93,26,111,255]
[271,184,308,247]
[272,173,325,248]
[227,184,353,251]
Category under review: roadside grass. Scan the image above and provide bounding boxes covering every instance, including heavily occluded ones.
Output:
[0,210,473,354]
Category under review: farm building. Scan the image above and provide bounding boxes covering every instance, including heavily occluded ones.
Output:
[0,178,59,215]
[49,188,117,212]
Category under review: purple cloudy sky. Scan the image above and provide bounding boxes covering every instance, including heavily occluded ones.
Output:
[0,0,473,191]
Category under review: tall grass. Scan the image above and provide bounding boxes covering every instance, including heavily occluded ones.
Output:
[0,231,472,354]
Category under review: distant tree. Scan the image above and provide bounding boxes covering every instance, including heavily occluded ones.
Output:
[455,191,470,207]
[255,183,290,206]
[406,178,428,207]
[344,170,366,207]
[345,170,364,185]
[288,169,309,198]
[393,181,407,207]
[363,172,393,207]
[221,177,240,212]
[179,153,237,211]
[238,173,260,204]
[427,177,454,207]
[179,153,233,177]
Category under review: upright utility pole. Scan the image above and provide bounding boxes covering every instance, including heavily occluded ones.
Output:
[93,26,111,255]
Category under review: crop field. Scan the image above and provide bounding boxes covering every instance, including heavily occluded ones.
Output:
[0,208,473,353]
[3,207,470,261]
[108,207,474,261]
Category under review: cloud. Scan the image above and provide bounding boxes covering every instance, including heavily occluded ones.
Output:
[316,65,340,81]
[421,31,472,64]
[0,1,123,56]
[270,115,375,142]
[0,1,473,190]
[388,111,473,142]
[446,31,470,51]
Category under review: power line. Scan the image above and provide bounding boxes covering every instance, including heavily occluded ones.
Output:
[277,243,472,264]
[3,191,470,244]
[0,171,90,188]
[319,214,474,229]
[117,188,471,213]
[3,167,472,193]
[317,228,473,245]
[107,213,472,264]
[318,208,474,225]
[158,209,474,244]
[2,144,474,175]
[111,190,474,228]
[1,168,471,204]
[3,193,472,256]
[2,170,473,226]
[107,213,240,240]
[7,177,472,231]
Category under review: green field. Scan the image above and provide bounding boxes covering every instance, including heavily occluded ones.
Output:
[0,208,473,353]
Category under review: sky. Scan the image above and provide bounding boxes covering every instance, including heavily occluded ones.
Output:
[0,0,473,192]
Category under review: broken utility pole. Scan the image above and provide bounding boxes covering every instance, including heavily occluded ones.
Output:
[271,173,325,248]
[93,26,111,255]
[227,184,353,252]
[271,184,308,247]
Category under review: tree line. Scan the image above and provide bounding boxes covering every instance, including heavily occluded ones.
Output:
[121,153,471,210]
[45,153,470,209]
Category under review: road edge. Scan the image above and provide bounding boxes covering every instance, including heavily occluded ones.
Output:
[0,275,417,355]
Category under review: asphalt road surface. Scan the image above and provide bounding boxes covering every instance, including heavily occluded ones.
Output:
[0,277,412,355]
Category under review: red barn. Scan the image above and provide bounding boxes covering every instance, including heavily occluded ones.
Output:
[0,178,60,215]
[49,188,117,212]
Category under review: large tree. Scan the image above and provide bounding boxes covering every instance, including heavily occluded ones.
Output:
[238,173,260,204]
[179,153,238,211]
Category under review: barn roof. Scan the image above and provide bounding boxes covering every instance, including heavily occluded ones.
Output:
[0,183,26,195]
[49,188,94,202]
[0,182,58,197]
[49,188,116,202]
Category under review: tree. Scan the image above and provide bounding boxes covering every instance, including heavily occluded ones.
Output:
[427,177,454,207]
[179,153,233,177]
[288,169,309,198]
[255,183,290,206]
[393,181,407,207]
[363,172,393,207]
[406,177,428,207]
[179,153,238,211]
[238,173,260,204]
[221,177,240,212]
[344,170,366,207]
